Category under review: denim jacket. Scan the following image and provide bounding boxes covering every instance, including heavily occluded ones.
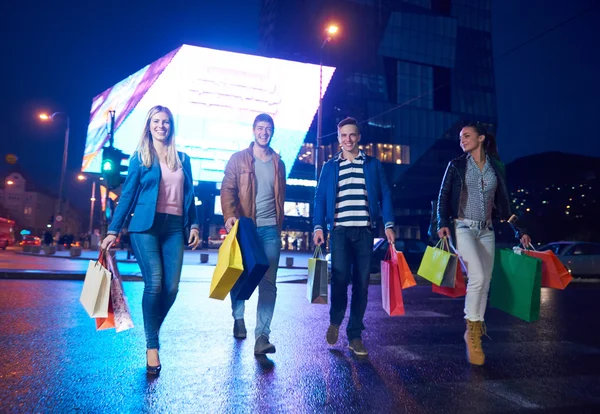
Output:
[108,151,199,235]
[313,151,395,231]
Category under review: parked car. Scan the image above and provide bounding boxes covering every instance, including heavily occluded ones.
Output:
[538,241,600,278]
[20,236,41,246]
[326,237,430,274]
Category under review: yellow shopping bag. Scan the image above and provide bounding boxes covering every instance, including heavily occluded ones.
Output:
[209,219,244,300]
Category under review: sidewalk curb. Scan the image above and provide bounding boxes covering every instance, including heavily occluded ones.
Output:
[0,270,143,281]
[13,251,310,270]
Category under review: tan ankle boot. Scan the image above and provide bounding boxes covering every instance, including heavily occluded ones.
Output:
[464,320,485,365]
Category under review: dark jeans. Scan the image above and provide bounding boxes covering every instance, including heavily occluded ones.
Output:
[130,213,184,349]
[329,226,373,341]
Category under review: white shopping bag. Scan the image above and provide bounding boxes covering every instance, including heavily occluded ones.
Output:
[80,258,112,318]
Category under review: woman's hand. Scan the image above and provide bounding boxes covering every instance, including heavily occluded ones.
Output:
[188,228,200,250]
[437,227,451,239]
[100,234,117,251]
[520,234,532,248]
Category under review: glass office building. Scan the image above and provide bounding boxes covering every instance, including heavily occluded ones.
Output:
[260,0,497,239]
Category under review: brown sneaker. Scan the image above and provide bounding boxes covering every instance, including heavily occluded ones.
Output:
[464,320,485,365]
[348,338,368,356]
[326,324,340,345]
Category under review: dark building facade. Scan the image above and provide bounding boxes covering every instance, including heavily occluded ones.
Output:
[260,0,497,240]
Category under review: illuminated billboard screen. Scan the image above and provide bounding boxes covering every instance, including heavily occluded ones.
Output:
[284,201,309,218]
[214,197,308,218]
[81,45,336,182]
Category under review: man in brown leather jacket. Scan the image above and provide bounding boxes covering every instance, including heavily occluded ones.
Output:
[220,113,286,355]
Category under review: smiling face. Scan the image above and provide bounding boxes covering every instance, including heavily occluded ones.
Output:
[253,121,274,149]
[148,111,172,143]
[338,124,361,154]
[459,126,484,153]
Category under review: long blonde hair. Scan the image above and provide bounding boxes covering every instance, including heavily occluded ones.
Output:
[136,105,182,170]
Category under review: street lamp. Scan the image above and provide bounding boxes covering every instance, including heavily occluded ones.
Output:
[39,112,70,232]
[315,24,339,181]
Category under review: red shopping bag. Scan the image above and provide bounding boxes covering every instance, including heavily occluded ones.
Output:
[432,240,467,298]
[381,246,405,316]
[522,249,572,290]
[397,250,417,289]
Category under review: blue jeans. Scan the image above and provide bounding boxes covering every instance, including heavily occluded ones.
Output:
[231,225,281,339]
[330,226,373,341]
[130,213,184,349]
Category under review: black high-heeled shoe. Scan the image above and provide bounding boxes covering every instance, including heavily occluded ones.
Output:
[146,363,162,375]
[146,350,161,375]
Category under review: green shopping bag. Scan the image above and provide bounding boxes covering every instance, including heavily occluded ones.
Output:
[490,249,542,322]
[417,238,457,286]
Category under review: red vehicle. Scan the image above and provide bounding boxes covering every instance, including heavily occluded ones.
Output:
[0,217,16,250]
[20,236,41,246]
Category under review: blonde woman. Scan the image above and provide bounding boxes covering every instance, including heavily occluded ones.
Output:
[101,105,200,374]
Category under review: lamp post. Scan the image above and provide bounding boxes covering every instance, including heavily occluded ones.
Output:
[315,24,339,181]
[39,112,70,232]
[89,180,96,236]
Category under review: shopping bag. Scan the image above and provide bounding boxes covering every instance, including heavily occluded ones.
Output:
[80,252,112,318]
[307,245,328,304]
[209,219,244,300]
[397,250,416,289]
[230,217,270,301]
[522,248,572,290]
[417,238,457,287]
[432,239,467,298]
[381,246,405,316]
[95,300,115,331]
[490,248,542,322]
[105,253,134,332]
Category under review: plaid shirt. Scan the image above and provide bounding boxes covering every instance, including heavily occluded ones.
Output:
[458,154,498,222]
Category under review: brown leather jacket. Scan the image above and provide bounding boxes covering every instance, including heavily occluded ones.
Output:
[220,143,286,229]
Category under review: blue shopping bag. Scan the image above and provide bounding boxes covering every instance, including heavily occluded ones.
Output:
[230,217,270,301]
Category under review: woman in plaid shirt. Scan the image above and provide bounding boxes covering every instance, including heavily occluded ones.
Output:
[436,123,530,366]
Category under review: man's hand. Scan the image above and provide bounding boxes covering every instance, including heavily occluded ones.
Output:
[520,233,532,248]
[100,234,117,251]
[225,217,237,233]
[385,228,395,244]
[188,228,200,250]
[437,227,451,239]
[313,229,324,246]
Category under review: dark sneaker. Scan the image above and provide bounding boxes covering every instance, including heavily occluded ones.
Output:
[233,319,247,339]
[348,339,368,356]
[254,335,276,355]
[326,324,340,345]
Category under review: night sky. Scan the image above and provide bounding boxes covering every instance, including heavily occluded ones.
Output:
[2,0,599,210]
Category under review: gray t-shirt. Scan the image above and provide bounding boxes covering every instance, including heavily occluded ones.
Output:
[254,156,277,227]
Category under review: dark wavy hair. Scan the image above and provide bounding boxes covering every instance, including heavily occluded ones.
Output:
[462,122,498,158]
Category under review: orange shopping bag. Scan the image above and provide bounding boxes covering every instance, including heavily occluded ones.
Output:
[397,250,417,289]
[95,300,115,330]
[522,247,572,290]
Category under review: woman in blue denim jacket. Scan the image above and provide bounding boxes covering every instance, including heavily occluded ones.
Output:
[101,105,199,374]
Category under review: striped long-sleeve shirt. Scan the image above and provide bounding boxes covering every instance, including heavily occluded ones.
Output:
[334,151,370,227]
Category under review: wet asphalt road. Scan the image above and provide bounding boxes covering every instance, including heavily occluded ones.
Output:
[1,278,600,413]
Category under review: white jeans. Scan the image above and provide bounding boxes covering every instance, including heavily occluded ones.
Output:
[455,219,495,322]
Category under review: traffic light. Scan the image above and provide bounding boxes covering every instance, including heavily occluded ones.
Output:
[101,146,128,189]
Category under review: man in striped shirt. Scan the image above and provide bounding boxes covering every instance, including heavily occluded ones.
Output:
[313,117,396,356]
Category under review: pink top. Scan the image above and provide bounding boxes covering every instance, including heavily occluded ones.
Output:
[156,162,184,216]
